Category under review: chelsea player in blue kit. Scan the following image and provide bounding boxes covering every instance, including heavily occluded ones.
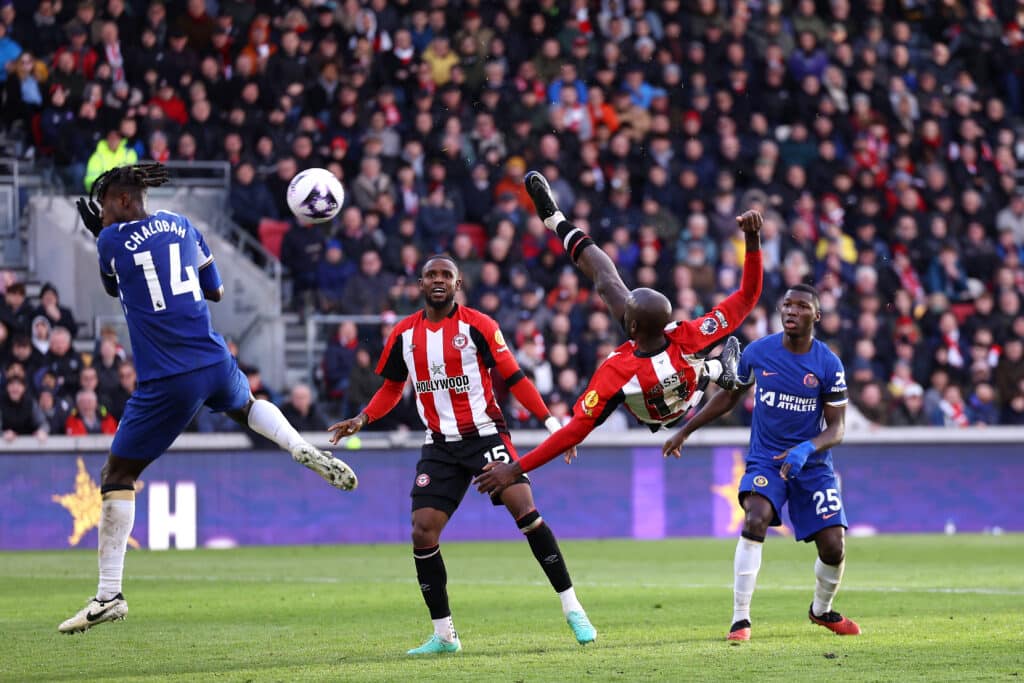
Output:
[663,284,861,640]
[59,164,358,634]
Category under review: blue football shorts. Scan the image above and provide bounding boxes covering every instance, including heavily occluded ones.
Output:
[111,356,251,461]
[739,459,848,542]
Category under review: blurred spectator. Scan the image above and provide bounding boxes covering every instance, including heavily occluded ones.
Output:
[103,360,136,421]
[852,381,888,426]
[41,327,82,400]
[84,123,139,192]
[933,385,971,428]
[37,388,70,435]
[33,283,78,338]
[340,250,395,315]
[0,282,32,336]
[321,321,358,404]
[243,365,279,405]
[9,334,42,379]
[316,240,356,314]
[967,382,1000,426]
[345,346,383,417]
[94,337,122,397]
[281,383,328,432]
[890,383,930,427]
[0,22,20,85]
[30,315,51,355]
[65,389,118,435]
[229,162,278,236]
[280,218,325,311]
[1,376,48,441]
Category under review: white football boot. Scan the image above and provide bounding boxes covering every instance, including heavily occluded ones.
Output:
[59,594,128,634]
[291,444,358,490]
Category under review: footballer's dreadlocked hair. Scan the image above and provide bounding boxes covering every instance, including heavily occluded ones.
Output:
[90,162,170,203]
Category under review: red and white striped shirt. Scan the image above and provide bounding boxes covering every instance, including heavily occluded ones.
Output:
[516,249,763,473]
[377,304,517,443]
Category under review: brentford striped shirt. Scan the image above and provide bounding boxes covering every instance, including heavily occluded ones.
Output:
[377,304,515,444]
[575,252,763,430]
[515,249,764,473]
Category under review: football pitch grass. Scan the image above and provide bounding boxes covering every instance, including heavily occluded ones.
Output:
[2,535,1022,682]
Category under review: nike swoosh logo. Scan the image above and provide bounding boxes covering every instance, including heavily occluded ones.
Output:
[761,370,778,376]
[86,605,113,622]
[822,512,838,520]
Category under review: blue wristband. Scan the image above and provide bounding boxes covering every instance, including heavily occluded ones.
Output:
[784,440,816,476]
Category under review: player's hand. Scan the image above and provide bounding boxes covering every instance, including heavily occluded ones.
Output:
[736,210,763,235]
[328,413,367,444]
[775,454,793,480]
[562,445,577,464]
[773,440,815,480]
[662,430,688,458]
[76,197,104,237]
[473,461,520,495]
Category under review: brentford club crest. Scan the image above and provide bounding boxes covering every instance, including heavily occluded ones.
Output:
[416,473,430,487]
[452,333,469,349]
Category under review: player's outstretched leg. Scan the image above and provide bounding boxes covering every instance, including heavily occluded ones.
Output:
[808,527,860,635]
[505,487,597,645]
[525,171,630,323]
[408,509,462,654]
[244,399,358,490]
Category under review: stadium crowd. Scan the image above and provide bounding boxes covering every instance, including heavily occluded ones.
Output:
[2,0,1024,429]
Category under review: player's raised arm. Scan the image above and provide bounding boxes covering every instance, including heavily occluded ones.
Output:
[668,211,763,348]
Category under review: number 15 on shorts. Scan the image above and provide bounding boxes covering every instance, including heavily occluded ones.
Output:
[484,444,511,464]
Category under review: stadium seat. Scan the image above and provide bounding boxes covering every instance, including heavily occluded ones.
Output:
[258,219,290,259]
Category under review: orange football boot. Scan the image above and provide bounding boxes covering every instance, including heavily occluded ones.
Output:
[727,619,751,641]
[809,605,861,635]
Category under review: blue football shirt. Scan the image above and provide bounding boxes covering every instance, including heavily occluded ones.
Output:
[737,333,848,467]
[97,210,231,382]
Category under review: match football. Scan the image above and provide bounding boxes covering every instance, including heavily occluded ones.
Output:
[2,0,1023,680]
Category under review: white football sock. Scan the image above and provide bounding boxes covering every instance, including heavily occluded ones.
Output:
[812,557,845,617]
[248,399,305,451]
[543,211,567,231]
[97,494,135,601]
[733,537,763,624]
[432,616,457,642]
[558,586,583,616]
[706,359,723,382]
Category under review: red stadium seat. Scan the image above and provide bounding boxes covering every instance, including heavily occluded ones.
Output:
[258,219,290,259]
[456,223,488,258]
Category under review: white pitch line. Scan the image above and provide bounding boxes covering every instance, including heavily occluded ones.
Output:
[13,574,1024,596]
